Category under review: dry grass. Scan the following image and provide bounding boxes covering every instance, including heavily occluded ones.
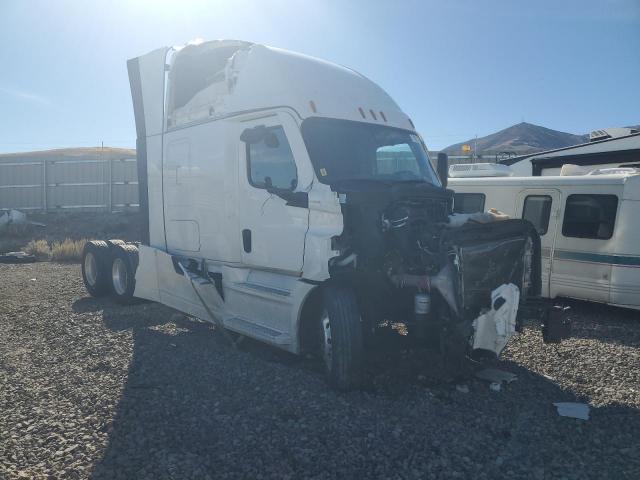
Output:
[24,239,51,260]
[24,238,86,262]
[50,239,86,262]
[0,223,42,253]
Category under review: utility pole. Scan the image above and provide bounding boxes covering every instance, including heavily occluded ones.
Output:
[474,134,478,162]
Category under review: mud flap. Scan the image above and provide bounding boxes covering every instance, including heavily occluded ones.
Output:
[542,305,571,343]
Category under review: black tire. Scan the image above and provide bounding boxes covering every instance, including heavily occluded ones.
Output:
[81,241,111,297]
[320,284,365,391]
[109,244,139,304]
[106,239,126,247]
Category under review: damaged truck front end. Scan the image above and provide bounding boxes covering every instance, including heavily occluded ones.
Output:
[302,117,550,363]
[328,184,541,360]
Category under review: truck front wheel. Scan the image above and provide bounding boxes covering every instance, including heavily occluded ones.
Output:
[320,284,365,390]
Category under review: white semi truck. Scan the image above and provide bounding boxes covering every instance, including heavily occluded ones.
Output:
[81,40,566,389]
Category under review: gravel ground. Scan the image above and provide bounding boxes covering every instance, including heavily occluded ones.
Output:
[1,262,639,479]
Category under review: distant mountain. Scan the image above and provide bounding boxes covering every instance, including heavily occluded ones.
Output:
[443,122,589,156]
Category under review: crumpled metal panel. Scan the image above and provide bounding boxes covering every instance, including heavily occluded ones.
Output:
[458,236,526,313]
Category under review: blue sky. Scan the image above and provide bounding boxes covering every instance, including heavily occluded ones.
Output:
[0,0,638,153]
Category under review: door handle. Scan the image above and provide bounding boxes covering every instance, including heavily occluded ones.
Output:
[242,229,252,253]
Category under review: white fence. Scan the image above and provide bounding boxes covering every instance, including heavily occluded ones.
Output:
[0,151,503,213]
[0,156,138,212]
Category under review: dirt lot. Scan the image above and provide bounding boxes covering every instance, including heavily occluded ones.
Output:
[1,262,639,479]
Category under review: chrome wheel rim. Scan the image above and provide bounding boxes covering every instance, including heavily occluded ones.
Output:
[84,252,97,286]
[321,310,332,370]
[112,258,128,295]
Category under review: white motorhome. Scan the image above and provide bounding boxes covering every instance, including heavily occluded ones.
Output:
[449,166,640,310]
[500,129,640,177]
[81,40,563,389]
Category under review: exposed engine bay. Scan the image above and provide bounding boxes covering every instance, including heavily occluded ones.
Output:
[328,181,541,357]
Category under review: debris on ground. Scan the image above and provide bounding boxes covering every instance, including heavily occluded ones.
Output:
[0,251,36,264]
[489,382,502,392]
[553,402,590,420]
[475,367,518,384]
[456,384,470,393]
[0,211,140,256]
[0,209,45,229]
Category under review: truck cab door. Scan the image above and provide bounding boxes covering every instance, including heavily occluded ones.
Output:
[236,112,311,274]
[516,189,561,298]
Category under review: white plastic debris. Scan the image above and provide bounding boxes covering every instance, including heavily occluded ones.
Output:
[0,209,45,229]
[553,402,590,420]
[456,384,469,394]
[471,283,520,356]
[489,382,502,392]
[0,209,26,228]
[475,368,518,384]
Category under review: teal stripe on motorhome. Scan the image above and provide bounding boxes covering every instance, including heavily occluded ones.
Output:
[554,250,640,266]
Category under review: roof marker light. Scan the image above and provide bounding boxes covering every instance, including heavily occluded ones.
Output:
[380,111,387,122]
[358,107,366,119]
[309,100,317,113]
[369,109,377,121]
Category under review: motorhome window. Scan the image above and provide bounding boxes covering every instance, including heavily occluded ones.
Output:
[453,193,485,214]
[301,117,440,186]
[562,194,618,240]
[246,126,298,191]
[522,195,552,235]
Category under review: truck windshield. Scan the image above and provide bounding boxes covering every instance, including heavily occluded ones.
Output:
[301,117,440,186]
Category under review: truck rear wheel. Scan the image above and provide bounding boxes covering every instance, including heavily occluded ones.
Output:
[110,244,139,304]
[81,241,111,297]
[320,284,364,391]
[106,239,126,247]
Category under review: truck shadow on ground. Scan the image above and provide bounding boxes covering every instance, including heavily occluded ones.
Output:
[72,297,640,479]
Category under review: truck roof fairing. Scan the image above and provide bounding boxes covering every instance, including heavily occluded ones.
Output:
[130,39,414,132]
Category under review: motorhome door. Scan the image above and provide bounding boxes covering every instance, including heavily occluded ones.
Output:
[550,192,618,304]
[237,113,309,274]
[515,189,561,297]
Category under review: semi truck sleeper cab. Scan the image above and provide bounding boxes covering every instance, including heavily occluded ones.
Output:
[81,40,566,390]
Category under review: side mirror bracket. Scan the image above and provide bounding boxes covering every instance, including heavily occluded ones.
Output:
[437,152,448,188]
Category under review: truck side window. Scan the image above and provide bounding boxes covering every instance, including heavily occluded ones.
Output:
[522,195,552,235]
[247,126,298,191]
[453,193,485,214]
[562,194,618,240]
